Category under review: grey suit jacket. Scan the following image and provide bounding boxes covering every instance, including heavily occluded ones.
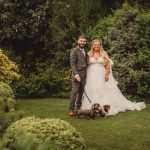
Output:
[70,46,89,78]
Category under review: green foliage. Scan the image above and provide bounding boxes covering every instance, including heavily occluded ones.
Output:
[13,67,71,98]
[88,15,117,41]
[0,98,16,113]
[0,82,14,100]
[0,49,19,84]
[88,3,150,100]
[127,0,150,8]
[11,130,56,150]
[0,111,25,137]
[4,116,85,150]
[0,0,54,77]
[0,82,17,112]
[50,0,124,66]
[0,99,5,114]
[6,98,16,112]
[1,0,52,42]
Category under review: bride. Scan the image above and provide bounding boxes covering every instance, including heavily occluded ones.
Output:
[81,39,146,115]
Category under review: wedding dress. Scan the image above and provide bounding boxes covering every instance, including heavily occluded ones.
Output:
[81,57,146,115]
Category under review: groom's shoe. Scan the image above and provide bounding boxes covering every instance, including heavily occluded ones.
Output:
[68,111,74,116]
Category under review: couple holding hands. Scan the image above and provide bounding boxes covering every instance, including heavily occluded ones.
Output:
[68,36,145,116]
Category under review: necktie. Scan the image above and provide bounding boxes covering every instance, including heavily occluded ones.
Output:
[81,49,85,56]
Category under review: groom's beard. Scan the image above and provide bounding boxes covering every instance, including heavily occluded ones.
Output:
[78,44,86,49]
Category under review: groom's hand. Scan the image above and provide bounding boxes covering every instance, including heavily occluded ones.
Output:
[75,75,81,82]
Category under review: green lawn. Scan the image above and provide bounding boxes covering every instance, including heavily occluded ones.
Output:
[17,98,150,150]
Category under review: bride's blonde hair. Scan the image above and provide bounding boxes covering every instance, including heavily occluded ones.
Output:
[88,39,104,57]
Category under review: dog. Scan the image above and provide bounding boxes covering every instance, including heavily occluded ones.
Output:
[76,109,98,119]
[76,103,100,119]
[97,105,110,117]
[91,103,100,111]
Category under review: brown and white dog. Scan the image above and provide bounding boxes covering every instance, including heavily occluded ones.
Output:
[97,105,110,117]
[91,103,101,111]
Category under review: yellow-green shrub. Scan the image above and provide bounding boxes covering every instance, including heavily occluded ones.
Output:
[0,82,16,112]
[0,82,14,100]
[0,49,19,84]
[4,116,85,149]
[0,111,25,137]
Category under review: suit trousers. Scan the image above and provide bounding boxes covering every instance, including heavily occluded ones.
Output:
[69,76,86,111]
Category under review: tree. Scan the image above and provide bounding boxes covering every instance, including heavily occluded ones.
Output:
[50,0,124,67]
[0,0,53,67]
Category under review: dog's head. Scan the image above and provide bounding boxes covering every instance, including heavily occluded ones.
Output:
[97,105,110,117]
[91,103,100,110]
[103,105,110,113]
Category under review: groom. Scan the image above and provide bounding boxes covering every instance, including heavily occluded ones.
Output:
[68,35,88,116]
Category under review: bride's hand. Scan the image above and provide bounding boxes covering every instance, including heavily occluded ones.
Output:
[105,76,109,82]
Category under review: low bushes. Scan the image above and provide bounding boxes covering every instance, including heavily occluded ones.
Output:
[13,67,71,98]
[0,111,24,137]
[4,116,85,149]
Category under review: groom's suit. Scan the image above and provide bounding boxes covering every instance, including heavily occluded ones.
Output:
[69,46,89,111]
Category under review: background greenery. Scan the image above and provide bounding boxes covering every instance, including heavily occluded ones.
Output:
[0,0,149,100]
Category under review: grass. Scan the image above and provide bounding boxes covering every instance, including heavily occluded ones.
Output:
[17,98,150,150]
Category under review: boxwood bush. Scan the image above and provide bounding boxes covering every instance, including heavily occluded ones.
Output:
[4,116,85,149]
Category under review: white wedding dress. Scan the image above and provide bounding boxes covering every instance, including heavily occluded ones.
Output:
[81,57,146,115]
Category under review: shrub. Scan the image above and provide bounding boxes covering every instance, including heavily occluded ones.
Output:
[13,67,71,98]
[4,116,85,149]
[0,98,16,113]
[0,82,14,100]
[0,49,19,84]
[0,98,5,113]
[6,98,16,112]
[0,111,25,137]
[0,82,16,112]
[1,131,55,150]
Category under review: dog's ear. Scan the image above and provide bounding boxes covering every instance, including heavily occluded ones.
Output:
[103,105,110,112]
[98,104,101,109]
[91,104,95,110]
[103,105,110,108]
[96,103,100,107]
